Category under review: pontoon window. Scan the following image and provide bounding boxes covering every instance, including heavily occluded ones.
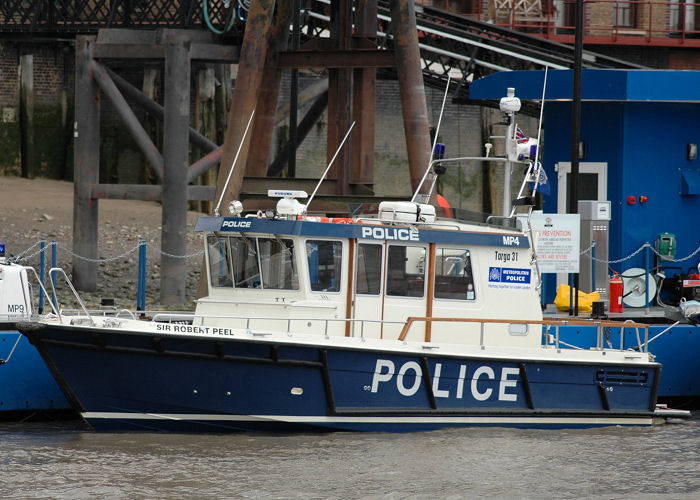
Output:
[306,240,342,292]
[355,243,382,295]
[386,245,426,297]
[207,235,298,290]
[434,248,475,301]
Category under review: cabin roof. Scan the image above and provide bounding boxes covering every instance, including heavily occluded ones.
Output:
[194,217,530,248]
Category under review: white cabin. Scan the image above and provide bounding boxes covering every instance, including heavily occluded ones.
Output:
[193,210,542,348]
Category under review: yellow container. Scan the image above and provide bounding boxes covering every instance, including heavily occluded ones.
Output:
[554,284,601,313]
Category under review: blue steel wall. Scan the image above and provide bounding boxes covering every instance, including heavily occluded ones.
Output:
[539,100,700,302]
[539,101,625,302]
[620,102,700,273]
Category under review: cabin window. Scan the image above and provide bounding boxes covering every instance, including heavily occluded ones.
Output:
[207,235,234,287]
[258,238,298,290]
[434,247,476,301]
[207,235,298,290]
[356,243,382,295]
[230,237,261,288]
[386,245,426,298]
[306,240,342,292]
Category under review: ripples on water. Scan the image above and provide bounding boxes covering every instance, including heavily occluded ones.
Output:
[1,415,698,499]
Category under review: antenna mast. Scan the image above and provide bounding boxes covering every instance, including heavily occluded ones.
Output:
[214,110,256,216]
[412,74,451,204]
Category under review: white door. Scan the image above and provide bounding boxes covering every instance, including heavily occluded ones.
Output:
[352,241,384,339]
[555,162,608,287]
[556,162,608,214]
[352,241,429,341]
[381,243,429,341]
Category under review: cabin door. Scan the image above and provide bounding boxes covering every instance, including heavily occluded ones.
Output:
[381,243,429,341]
[352,241,428,341]
[352,242,384,339]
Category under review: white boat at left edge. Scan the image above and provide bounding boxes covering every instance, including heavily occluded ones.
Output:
[0,255,73,420]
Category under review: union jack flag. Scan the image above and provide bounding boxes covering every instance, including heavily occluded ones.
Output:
[515,127,529,144]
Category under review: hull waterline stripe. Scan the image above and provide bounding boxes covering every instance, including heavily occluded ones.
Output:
[82,412,652,426]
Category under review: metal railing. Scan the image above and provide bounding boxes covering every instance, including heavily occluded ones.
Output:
[47,268,96,326]
[397,315,651,352]
[31,263,654,353]
[185,314,405,338]
[150,312,649,353]
[417,0,700,46]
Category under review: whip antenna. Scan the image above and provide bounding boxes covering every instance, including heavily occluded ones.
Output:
[412,74,451,203]
[214,109,256,216]
[306,121,356,212]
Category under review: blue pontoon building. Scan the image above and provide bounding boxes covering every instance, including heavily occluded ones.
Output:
[471,70,700,403]
[471,69,700,304]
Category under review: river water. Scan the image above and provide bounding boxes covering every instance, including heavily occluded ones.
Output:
[1,415,698,499]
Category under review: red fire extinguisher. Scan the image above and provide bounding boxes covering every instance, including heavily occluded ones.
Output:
[609,274,624,313]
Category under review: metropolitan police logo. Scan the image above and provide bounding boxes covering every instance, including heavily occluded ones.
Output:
[489,266,530,284]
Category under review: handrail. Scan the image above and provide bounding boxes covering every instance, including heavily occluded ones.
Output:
[48,267,96,326]
[0,334,22,364]
[47,294,655,352]
[165,310,650,350]
[152,312,197,323]
[142,311,653,353]
[58,308,194,322]
[176,313,405,339]
[22,266,60,318]
[397,316,650,352]
[117,309,136,320]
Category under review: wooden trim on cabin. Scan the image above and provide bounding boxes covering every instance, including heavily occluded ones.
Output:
[345,239,355,337]
[397,316,650,343]
[380,240,388,340]
[425,243,436,342]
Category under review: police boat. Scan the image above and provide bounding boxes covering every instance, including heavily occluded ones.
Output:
[17,188,687,432]
[17,84,690,432]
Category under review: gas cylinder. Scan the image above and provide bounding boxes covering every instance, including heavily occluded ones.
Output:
[609,274,624,313]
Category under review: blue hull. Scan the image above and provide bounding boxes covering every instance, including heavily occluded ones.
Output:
[21,323,660,432]
[0,325,74,420]
[556,324,700,402]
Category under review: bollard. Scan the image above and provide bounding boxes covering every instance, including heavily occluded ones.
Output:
[591,301,605,319]
[137,237,146,311]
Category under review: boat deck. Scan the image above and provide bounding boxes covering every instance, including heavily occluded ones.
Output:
[542,304,687,324]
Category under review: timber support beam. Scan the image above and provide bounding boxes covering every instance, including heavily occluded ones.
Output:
[72,29,237,301]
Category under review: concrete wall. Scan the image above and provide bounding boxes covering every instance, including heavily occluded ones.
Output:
[0,41,74,178]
